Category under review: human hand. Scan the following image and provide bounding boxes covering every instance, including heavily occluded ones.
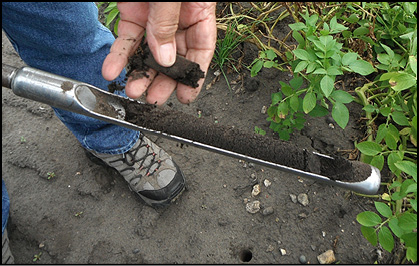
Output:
[102,2,217,105]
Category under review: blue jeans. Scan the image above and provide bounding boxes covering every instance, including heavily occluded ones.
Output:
[2,180,10,235]
[2,2,140,154]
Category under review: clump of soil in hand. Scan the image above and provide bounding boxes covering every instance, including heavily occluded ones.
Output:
[121,100,371,183]
[127,41,205,88]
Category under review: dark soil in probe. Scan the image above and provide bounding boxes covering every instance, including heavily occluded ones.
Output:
[121,100,370,183]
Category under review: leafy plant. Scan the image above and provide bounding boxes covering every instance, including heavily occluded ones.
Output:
[254,126,266,136]
[260,10,375,140]
[33,252,42,262]
[352,3,417,263]
[97,2,120,36]
[47,172,55,180]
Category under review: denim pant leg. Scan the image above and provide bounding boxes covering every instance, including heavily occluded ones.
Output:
[2,180,10,236]
[2,2,140,154]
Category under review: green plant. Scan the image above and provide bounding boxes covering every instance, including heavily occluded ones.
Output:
[250,49,286,77]
[213,17,250,91]
[261,10,375,140]
[33,252,42,262]
[254,126,266,136]
[47,172,55,180]
[97,2,120,36]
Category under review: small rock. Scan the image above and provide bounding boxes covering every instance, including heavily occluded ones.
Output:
[298,212,308,219]
[39,243,45,248]
[297,193,309,206]
[246,200,261,214]
[299,255,307,264]
[263,179,271,187]
[289,194,297,203]
[262,206,274,216]
[251,184,261,197]
[261,106,267,114]
[132,248,140,254]
[317,250,336,264]
[311,245,316,251]
[280,248,287,256]
[266,245,274,252]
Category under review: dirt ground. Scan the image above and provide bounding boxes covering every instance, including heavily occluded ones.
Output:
[2,6,395,264]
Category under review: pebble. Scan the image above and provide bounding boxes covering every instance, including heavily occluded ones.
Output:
[289,194,297,203]
[299,255,307,264]
[263,179,271,187]
[317,250,336,264]
[261,106,267,114]
[251,184,261,197]
[280,248,287,256]
[262,206,274,216]
[132,248,140,254]
[246,200,261,214]
[297,193,309,206]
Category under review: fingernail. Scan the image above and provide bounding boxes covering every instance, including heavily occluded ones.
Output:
[159,43,176,67]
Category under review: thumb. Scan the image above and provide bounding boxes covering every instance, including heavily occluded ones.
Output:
[146,2,181,67]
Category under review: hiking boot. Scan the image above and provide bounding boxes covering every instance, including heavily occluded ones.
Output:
[85,135,185,207]
[2,229,14,264]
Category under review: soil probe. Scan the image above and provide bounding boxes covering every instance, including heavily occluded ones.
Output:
[2,64,381,195]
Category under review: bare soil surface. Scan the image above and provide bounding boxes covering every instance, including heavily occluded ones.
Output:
[2,7,395,264]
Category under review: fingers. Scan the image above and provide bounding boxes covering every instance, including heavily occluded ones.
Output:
[102,21,144,81]
[146,2,181,67]
[125,68,157,99]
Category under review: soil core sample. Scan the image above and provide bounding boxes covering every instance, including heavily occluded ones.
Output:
[127,42,205,88]
[121,101,371,183]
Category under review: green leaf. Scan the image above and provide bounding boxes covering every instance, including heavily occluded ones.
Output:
[394,161,418,182]
[265,49,276,60]
[409,55,417,76]
[379,106,392,117]
[410,199,417,212]
[332,102,349,129]
[378,226,394,253]
[406,247,417,263]
[289,22,307,31]
[303,92,316,114]
[375,124,387,143]
[290,95,300,112]
[308,105,328,117]
[398,212,417,231]
[280,82,293,97]
[327,66,343,76]
[271,91,283,105]
[387,152,403,176]
[389,218,407,239]
[356,141,382,156]
[370,154,384,170]
[401,232,417,249]
[392,111,410,126]
[374,202,392,218]
[251,60,263,77]
[263,61,275,68]
[106,8,120,27]
[389,73,417,92]
[292,30,306,47]
[361,226,378,246]
[330,90,354,103]
[289,76,303,90]
[293,49,310,60]
[294,61,309,73]
[320,75,334,98]
[348,60,375,75]
[353,26,369,36]
[357,211,382,226]
[342,52,358,65]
